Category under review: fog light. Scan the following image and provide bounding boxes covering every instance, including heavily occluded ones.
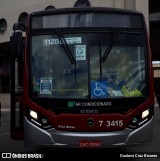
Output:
[30,110,38,120]
[142,109,149,119]
[132,118,138,125]
[42,118,48,125]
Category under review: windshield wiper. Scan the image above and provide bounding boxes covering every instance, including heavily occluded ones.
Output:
[55,28,77,84]
[101,28,119,63]
[99,43,102,81]
[55,28,76,64]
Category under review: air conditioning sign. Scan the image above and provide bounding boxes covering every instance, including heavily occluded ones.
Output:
[68,101,112,107]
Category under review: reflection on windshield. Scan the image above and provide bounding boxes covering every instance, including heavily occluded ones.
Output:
[31,31,146,99]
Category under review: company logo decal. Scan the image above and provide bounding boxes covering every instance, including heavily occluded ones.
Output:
[87,118,95,127]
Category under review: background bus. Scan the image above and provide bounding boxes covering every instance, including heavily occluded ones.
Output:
[10,7,154,148]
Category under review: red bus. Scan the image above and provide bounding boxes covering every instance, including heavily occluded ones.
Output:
[10,7,154,148]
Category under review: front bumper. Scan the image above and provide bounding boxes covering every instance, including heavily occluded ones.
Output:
[24,116,153,147]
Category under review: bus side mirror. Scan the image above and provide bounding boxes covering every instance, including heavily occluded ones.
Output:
[10,31,23,58]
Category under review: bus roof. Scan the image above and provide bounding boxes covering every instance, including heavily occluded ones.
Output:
[30,7,143,17]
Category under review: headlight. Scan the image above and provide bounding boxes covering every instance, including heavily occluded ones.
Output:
[30,110,38,120]
[128,107,153,129]
[142,109,149,119]
[26,108,52,129]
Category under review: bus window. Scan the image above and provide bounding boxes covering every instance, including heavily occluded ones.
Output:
[31,34,88,98]
[101,33,146,97]
[31,31,146,98]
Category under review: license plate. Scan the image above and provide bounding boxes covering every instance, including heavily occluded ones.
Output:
[79,140,102,148]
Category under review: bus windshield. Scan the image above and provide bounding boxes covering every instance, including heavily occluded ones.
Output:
[31,29,146,99]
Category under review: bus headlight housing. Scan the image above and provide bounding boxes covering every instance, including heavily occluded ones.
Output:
[26,108,52,130]
[128,107,153,129]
